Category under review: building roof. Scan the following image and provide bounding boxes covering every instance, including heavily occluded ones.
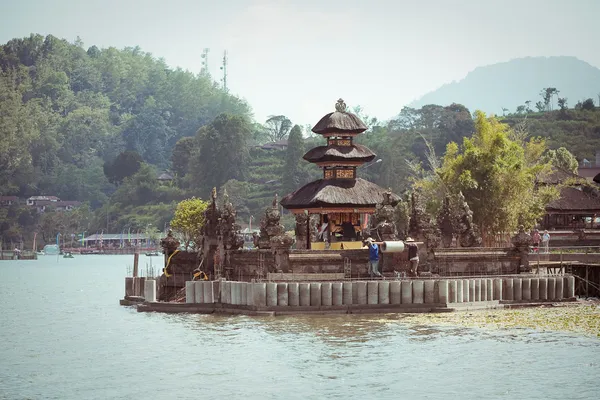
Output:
[157,172,174,181]
[536,167,583,185]
[546,186,600,212]
[281,178,400,209]
[303,144,376,164]
[28,195,60,201]
[260,139,288,150]
[83,233,150,241]
[0,196,18,201]
[311,99,367,136]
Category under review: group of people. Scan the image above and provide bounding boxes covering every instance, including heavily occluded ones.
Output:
[531,229,551,254]
[364,237,419,278]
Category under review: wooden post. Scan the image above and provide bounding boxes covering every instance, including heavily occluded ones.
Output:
[133,253,139,278]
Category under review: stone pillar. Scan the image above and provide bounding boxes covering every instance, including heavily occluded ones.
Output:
[539,278,548,300]
[367,281,379,305]
[504,278,513,301]
[245,282,254,306]
[332,282,343,306]
[448,280,457,303]
[299,283,310,306]
[493,278,503,301]
[522,278,531,301]
[555,277,563,300]
[481,279,487,301]
[401,281,412,304]
[221,281,230,304]
[547,277,556,301]
[266,282,278,307]
[195,281,204,304]
[185,280,195,304]
[424,280,435,304]
[438,280,449,304]
[566,276,575,298]
[531,278,539,300]
[356,282,368,305]
[277,283,288,306]
[378,281,390,304]
[321,282,333,306]
[413,280,425,304]
[288,282,299,306]
[513,278,522,301]
[456,280,463,303]
[474,279,481,302]
[310,283,322,307]
[241,283,247,305]
[469,280,476,302]
[487,279,493,301]
[390,281,401,304]
[144,279,156,302]
[203,281,214,303]
[343,282,353,305]
[463,279,470,302]
[253,282,267,307]
[230,282,239,305]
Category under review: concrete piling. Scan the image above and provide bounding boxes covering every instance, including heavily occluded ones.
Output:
[332,282,343,306]
[547,277,556,301]
[245,282,254,306]
[566,275,575,298]
[367,281,379,305]
[504,278,513,301]
[195,281,204,304]
[474,279,481,302]
[413,280,425,304]
[288,283,299,306]
[343,282,353,305]
[253,282,267,307]
[310,283,322,307]
[266,282,278,307]
[299,283,310,306]
[468,280,475,302]
[357,281,368,305]
[321,282,333,306]
[481,279,487,301]
[401,281,412,304]
[240,283,247,305]
[424,280,435,304]
[185,280,195,304]
[144,279,156,303]
[456,280,463,303]
[493,278,502,301]
[522,278,531,301]
[463,279,470,302]
[487,279,493,301]
[448,280,457,303]
[352,282,359,304]
[378,281,390,304]
[203,281,214,303]
[555,278,563,300]
[277,283,288,306]
[513,278,522,301]
[390,281,401,304]
[438,280,449,304]
[539,278,548,300]
[531,278,539,300]
[230,282,239,305]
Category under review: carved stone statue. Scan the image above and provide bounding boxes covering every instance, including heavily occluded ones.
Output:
[456,192,482,248]
[511,224,532,272]
[437,195,454,248]
[294,213,309,249]
[335,98,347,113]
[160,229,180,256]
[371,188,398,241]
[309,215,319,243]
[218,188,243,250]
[257,194,293,250]
[408,190,441,253]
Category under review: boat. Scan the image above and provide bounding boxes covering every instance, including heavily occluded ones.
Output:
[145,251,161,256]
[63,252,75,259]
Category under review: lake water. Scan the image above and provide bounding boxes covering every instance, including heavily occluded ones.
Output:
[1,255,599,400]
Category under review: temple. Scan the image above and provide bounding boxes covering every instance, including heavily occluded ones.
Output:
[281,99,400,250]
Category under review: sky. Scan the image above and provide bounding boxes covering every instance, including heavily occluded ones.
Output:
[2,0,599,126]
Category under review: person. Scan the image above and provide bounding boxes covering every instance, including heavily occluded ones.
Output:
[542,230,550,254]
[14,247,21,260]
[405,237,419,277]
[532,229,541,254]
[364,237,383,278]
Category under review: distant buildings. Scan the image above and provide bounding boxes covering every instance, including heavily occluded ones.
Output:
[0,195,80,212]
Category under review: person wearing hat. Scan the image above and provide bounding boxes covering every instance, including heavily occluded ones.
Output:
[405,237,419,277]
[363,237,384,278]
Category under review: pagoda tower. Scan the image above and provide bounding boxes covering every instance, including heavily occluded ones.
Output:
[281,99,400,249]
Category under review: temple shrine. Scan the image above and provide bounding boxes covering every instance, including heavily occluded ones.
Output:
[281,99,401,250]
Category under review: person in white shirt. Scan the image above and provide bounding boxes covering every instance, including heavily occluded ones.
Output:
[541,230,550,254]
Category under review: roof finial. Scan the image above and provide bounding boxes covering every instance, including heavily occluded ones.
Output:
[335,98,347,113]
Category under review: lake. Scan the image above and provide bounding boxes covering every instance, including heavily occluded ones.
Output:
[1,255,599,399]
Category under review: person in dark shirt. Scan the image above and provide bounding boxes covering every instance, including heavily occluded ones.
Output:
[405,237,419,277]
[364,237,383,278]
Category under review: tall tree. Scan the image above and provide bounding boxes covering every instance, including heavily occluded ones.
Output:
[282,125,305,195]
[264,115,292,142]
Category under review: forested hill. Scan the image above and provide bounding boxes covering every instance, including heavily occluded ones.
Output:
[0,33,250,201]
[410,56,600,115]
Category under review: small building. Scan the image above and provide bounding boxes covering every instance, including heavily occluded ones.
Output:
[157,172,174,183]
[577,150,600,182]
[259,139,288,151]
[26,195,59,206]
[0,196,19,207]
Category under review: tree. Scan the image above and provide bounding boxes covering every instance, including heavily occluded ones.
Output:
[282,125,305,195]
[264,115,292,142]
[170,137,196,177]
[535,101,545,112]
[170,197,208,250]
[581,98,595,111]
[103,150,143,185]
[541,147,579,173]
[557,97,568,112]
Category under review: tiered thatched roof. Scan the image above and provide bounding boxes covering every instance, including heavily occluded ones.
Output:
[546,186,600,212]
[281,178,401,210]
[311,99,367,135]
[303,144,376,163]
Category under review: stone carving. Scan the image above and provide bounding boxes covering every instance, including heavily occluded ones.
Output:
[371,188,398,241]
[202,187,221,240]
[456,192,482,248]
[437,195,454,248]
[309,214,320,243]
[257,194,293,250]
[218,189,243,250]
[511,225,532,272]
[160,229,180,256]
[335,98,347,113]
[294,213,308,249]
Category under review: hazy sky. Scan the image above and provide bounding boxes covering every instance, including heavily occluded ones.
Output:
[2,0,599,126]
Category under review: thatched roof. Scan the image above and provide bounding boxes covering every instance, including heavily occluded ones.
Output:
[281,178,400,209]
[303,144,376,163]
[546,186,600,212]
[311,99,367,135]
[536,167,582,185]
